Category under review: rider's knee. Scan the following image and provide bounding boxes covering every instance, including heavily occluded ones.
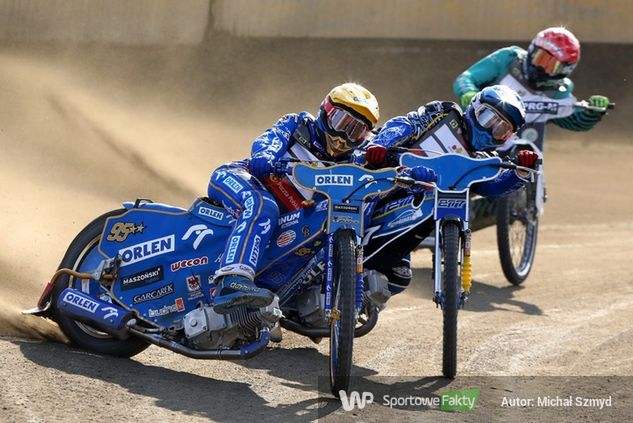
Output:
[386,260,412,295]
[260,191,280,221]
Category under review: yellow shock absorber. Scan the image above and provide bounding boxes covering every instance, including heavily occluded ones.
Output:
[462,230,472,293]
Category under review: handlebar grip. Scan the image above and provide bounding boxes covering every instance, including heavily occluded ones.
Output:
[497,163,517,169]
[394,176,415,186]
[575,101,615,113]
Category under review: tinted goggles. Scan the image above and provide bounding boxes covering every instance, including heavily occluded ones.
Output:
[531,48,566,76]
[323,98,371,143]
[474,103,514,144]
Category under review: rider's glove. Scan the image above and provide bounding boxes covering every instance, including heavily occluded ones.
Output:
[249,155,275,178]
[365,145,388,167]
[588,95,610,113]
[517,150,539,169]
[410,166,438,183]
[460,91,478,108]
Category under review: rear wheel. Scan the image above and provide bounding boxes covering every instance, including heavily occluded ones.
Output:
[51,209,150,357]
[496,184,539,285]
[441,222,461,379]
[329,230,357,397]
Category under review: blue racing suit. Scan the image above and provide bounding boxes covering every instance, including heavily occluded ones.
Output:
[370,100,527,195]
[208,112,329,281]
[453,46,603,132]
[209,110,442,294]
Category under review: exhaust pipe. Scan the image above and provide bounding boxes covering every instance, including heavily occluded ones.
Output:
[128,325,270,360]
[280,306,379,338]
[56,288,133,340]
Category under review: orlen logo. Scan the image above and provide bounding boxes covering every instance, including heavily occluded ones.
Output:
[315,175,353,186]
[339,390,374,411]
[438,199,467,208]
[119,235,175,267]
[62,291,99,314]
[199,206,224,221]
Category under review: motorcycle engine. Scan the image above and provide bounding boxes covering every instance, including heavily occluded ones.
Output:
[182,296,282,350]
[296,286,327,327]
[294,270,391,327]
[363,270,391,310]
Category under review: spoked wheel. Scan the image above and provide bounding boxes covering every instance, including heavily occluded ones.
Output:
[441,222,461,379]
[51,209,150,357]
[329,229,357,397]
[496,183,539,285]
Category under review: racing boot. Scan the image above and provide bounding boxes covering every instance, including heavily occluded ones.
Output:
[213,274,274,314]
[269,324,283,343]
[387,256,412,295]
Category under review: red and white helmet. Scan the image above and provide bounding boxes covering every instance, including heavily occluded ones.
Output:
[526,27,580,81]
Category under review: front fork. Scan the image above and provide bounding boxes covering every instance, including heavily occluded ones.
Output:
[324,232,334,318]
[432,220,472,309]
[355,242,364,316]
[323,232,363,321]
[535,165,546,216]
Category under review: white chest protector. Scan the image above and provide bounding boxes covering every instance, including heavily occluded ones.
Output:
[281,142,323,200]
[411,112,471,158]
[497,73,577,150]
[498,73,577,124]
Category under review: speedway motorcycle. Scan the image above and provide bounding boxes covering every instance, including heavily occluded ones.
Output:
[483,100,614,285]
[25,159,419,396]
[416,101,614,285]
[400,152,535,377]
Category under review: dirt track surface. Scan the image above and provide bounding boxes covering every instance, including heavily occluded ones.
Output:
[1,47,632,422]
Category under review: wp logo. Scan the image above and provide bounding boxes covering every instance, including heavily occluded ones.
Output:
[339,390,374,411]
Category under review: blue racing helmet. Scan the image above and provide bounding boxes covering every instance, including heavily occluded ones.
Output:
[464,85,526,151]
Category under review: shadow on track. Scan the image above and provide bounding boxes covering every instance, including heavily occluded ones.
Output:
[408,268,543,316]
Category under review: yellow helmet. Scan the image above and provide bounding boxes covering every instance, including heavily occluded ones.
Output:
[317,83,379,158]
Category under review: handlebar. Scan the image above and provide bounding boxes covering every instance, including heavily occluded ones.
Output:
[575,101,616,114]
[262,149,540,190]
[268,158,336,177]
[393,175,436,190]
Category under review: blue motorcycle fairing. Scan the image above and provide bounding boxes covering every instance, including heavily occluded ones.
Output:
[292,163,398,234]
[400,153,502,191]
[256,203,328,291]
[365,192,434,242]
[96,198,328,328]
[100,202,228,328]
[123,201,188,214]
[188,198,237,227]
[434,190,470,221]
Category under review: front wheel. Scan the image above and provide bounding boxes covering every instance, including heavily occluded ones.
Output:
[51,209,150,357]
[496,184,539,285]
[441,222,461,379]
[329,230,357,397]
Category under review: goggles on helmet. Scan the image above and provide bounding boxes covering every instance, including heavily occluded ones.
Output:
[474,103,514,144]
[322,97,371,144]
[531,48,567,76]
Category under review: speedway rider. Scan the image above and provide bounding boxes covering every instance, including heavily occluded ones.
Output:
[208,83,436,314]
[360,85,538,297]
[454,27,610,146]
